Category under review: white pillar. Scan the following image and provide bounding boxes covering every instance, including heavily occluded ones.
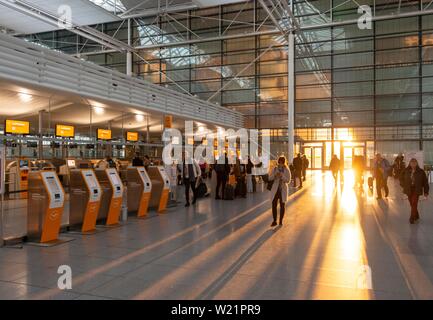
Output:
[38,110,44,159]
[126,18,132,76]
[288,31,295,161]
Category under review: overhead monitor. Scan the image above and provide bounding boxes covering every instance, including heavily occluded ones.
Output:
[5,120,29,135]
[67,159,76,167]
[56,124,75,137]
[126,131,138,142]
[97,129,112,140]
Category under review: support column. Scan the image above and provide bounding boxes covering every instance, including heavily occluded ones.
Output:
[288,31,295,161]
[38,110,44,159]
[126,18,133,76]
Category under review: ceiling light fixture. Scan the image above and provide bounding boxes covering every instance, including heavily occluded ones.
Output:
[93,106,105,115]
[18,92,32,103]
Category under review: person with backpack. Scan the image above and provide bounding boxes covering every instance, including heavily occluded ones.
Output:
[401,158,429,224]
[373,153,391,199]
[268,156,291,227]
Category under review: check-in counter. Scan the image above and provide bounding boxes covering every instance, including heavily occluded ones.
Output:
[94,168,123,226]
[7,159,30,199]
[27,171,65,243]
[69,169,102,233]
[147,166,170,213]
[127,167,152,217]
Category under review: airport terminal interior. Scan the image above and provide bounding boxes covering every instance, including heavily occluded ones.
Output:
[0,0,433,300]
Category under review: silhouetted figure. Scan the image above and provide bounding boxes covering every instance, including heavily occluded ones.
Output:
[292,154,303,188]
[373,153,391,199]
[329,155,341,185]
[302,155,309,182]
[401,158,429,224]
[269,156,291,227]
[178,153,201,207]
[214,154,230,200]
[393,153,405,179]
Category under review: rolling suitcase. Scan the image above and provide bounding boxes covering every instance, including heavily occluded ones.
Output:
[235,177,247,198]
[224,184,234,200]
[196,182,208,198]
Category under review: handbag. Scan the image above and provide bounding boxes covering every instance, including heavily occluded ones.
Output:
[267,179,274,191]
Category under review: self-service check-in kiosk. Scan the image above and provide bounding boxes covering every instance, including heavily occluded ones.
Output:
[27,171,66,244]
[127,167,152,218]
[95,168,123,226]
[70,169,102,233]
[147,166,170,213]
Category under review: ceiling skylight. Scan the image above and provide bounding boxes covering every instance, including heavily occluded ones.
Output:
[88,0,126,14]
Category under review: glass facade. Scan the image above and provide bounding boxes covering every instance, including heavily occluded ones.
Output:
[23,0,433,164]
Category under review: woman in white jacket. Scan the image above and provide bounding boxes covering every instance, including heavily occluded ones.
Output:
[269,156,291,227]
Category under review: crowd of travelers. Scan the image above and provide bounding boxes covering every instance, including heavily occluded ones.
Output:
[131,149,430,226]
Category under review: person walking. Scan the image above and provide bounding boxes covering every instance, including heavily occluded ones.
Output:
[178,152,201,207]
[214,154,230,200]
[293,153,303,188]
[329,155,341,185]
[401,158,429,224]
[246,157,256,193]
[269,156,291,227]
[393,153,405,179]
[373,153,391,199]
[302,155,309,182]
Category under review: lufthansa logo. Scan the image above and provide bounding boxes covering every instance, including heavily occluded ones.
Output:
[49,209,60,221]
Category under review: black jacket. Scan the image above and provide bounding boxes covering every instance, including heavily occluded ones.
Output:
[132,157,144,167]
[401,167,429,196]
[293,157,303,171]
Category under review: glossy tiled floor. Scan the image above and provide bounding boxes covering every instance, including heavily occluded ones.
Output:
[1,171,433,300]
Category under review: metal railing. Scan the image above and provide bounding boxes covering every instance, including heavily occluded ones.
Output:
[0,33,244,128]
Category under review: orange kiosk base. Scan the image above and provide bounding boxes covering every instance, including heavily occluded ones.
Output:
[69,169,103,234]
[27,171,74,246]
[147,166,171,214]
[95,168,124,227]
[127,167,153,218]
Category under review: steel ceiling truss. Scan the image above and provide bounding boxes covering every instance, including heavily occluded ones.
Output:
[0,0,134,52]
[52,0,433,56]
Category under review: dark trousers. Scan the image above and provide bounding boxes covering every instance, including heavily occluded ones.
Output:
[216,173,227,199]
[376,175,389,198]
[409,188,420,221]
[302,169,307,181]
[332,170,339,183]
[184,178,197,204]
[272,188,285,223]
[293,170,303,187]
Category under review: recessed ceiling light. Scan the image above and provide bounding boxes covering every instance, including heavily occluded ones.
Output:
[18,92,32,103]
[93,106,104,115]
